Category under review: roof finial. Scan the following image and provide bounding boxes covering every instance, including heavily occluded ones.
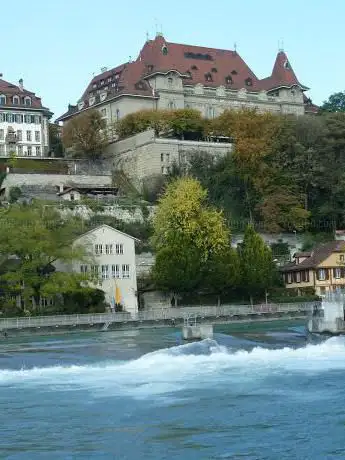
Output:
[234,42,237,54]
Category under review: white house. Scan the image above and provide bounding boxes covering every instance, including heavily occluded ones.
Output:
[0,75,52,157]
[71,225,139,316]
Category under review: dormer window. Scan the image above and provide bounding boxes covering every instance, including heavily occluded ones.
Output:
[205,73,213,82]
[78,101,85,110]
[89,96,95,106]
[0,95,6,105]
[147,64,154,72]
[225,75,233,85]
[24,96,31,106]
[211,67,218,73]
[284,60,291,70]
[231,70,238,75]
[107,77,112,83]
[13,95,20,105]
[92,83,97,89]
[100,80,104,85]
[167,77,173,87]
[162,45,168,55]
[245,77,253,87]
[191,65,198,71]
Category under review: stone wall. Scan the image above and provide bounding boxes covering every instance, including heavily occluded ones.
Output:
[59,204,155,223]
[2,173,112,198]
[108,129,232,189]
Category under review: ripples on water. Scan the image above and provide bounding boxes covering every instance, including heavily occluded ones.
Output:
[1,323,345,459]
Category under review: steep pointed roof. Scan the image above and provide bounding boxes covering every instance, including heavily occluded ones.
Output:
[260,51,308,91]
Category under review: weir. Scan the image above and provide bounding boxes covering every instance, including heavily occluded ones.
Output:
[182,315,213,340]
[307,291,345,334]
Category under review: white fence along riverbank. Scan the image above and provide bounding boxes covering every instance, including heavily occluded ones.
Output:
[0,303,314,331]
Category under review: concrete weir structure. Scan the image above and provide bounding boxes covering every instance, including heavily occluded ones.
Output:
[182,315,213,340]
[307,291,345,334]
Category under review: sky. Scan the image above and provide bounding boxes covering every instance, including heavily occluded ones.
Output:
[2,0,344,119]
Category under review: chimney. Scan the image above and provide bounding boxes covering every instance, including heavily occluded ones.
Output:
[0,73,3,78]
[19,79,23,91]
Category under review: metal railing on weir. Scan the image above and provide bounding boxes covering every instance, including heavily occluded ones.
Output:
[0,303,315,331]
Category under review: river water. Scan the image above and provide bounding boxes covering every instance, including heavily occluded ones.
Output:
[1,320,345,459]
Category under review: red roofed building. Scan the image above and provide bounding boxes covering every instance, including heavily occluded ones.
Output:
[57,34,315,125]
[0,76,52,157]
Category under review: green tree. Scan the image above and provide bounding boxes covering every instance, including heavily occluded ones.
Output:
[62,109,108,160]
[238,225,276,304]
[321,91,345,112]
[151,177,234,296]
[49,123,64,157]
[0,204,93,315]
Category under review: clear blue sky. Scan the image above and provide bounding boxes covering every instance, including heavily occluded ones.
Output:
[2,0,343,119]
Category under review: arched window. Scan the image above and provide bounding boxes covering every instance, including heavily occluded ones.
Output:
[0,94,6,105]
[116,108,120,121]
[13,95,20,105]
[24,96,31,106]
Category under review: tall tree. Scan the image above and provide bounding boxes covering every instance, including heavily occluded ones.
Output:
[151,177,236,297]
[49,123,64,157]
[0,204,94,315]
[62,109,108,160]
[321,92,345,112]
[238,225,276,304]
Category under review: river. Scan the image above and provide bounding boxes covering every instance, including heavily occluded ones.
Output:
[1,320,345,459]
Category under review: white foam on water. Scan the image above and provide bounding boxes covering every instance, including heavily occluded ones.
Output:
[1,337,345,398]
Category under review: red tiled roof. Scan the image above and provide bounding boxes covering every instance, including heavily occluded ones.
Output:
[57,35,309,121]
[281,241,345,272]
[0,77,48,111]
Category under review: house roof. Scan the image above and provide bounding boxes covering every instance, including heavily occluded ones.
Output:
[56,35,309,122]
[281,241,345,272]
[73,224,140,244]
[57,186,119,197]
[0,77,52,114]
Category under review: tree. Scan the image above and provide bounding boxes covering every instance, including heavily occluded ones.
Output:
[0,204,94,315]
[49,123,64,157]
[238,225,276,304]
[151,177,235,296]
[62,109,108,160]
[321,92,345,112]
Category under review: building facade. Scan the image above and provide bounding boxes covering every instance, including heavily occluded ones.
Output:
[281,241,345,296]
[0,76,52,157]
[57,34,316,126]
[71,225,138,316]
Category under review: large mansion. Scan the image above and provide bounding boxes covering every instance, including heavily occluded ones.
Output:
[57,34,317,125]
[0,76,52,157]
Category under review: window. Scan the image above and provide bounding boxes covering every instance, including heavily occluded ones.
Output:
[16,130,22,141]
[115,243,123,255]
[191,65,198,71]
[13,96,19,105]
[211,67,218,73]
[16,114,23,123]
[161,153,164,162]
[296,272,301,283]
[225,75,233,85]
[340,255,344,262]
[27,146,32,156]
[0,113,4,122]
[184,52,212,61]
[0,130,3,140]
[334,268,342,279]
[105,244,113,254]
[17,145,23,155]
[231,70,238,75]
[35,115,41,124]
[24,97,31,106]
[30,115,35,124]
[162,45,168,55]
[91,265,99,277]
[101,265,109,279]
[7,113,14,123]
[161,166,165,174]
[112,264,120,278]
[80,264,88,274]
[26,131,31,141]
[35,146,41,156]
[287,273,292,284]
[70,193,75,201]
[0,145,5,155]
[317,268,327,281]
[122,264,130,279]
[167,77,173,87]
[35,131,40,142]
[168,101,174,109]
[166,153,170,162]
[245,77,253,87]
[101,108,106,117]
[93,83,97,89]
[205,73,213,82]
[116,109,120,121]
[95,244,103,255]
[0,95,6,105]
